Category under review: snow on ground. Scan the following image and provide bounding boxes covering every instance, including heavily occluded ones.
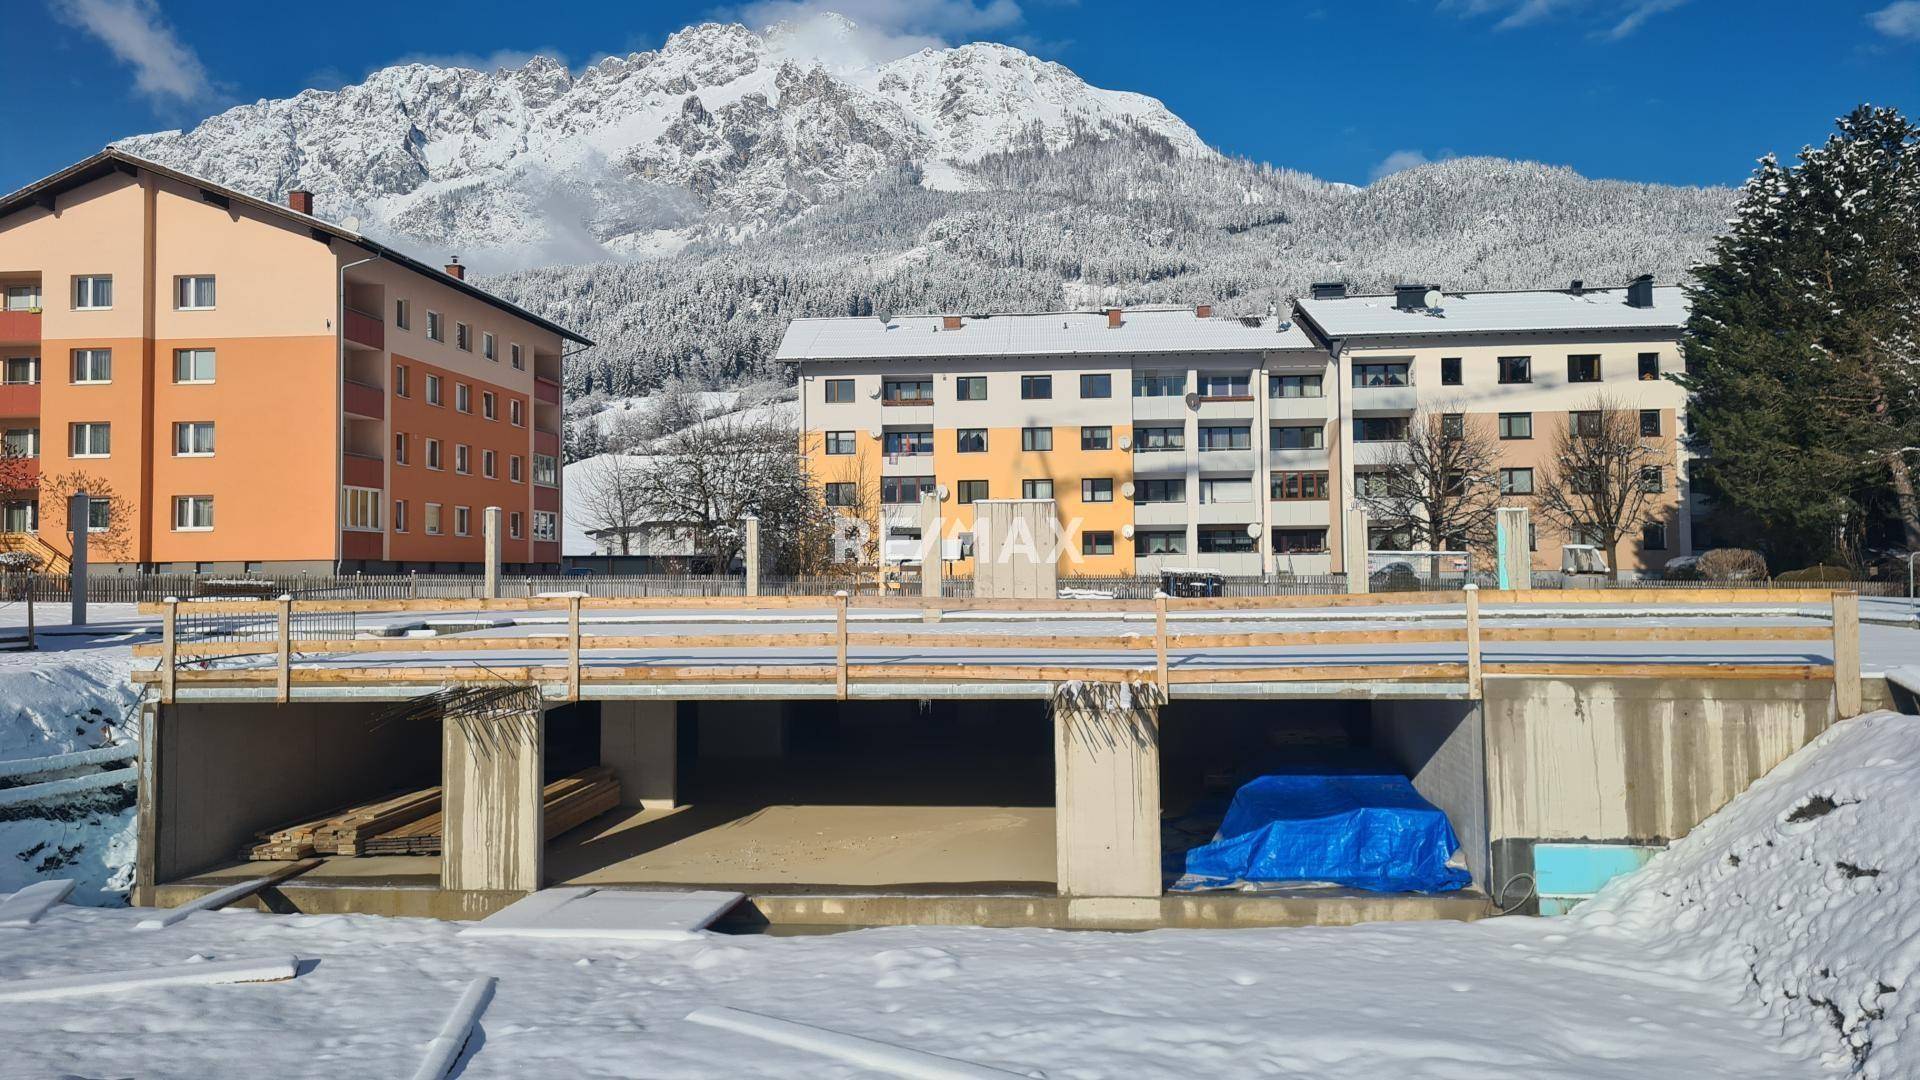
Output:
[3,713,1918,1077]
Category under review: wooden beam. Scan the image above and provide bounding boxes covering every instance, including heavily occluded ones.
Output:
[1464,584,1482,700]
[1484,662,1833,680]
[1154,595,1169,697]
[1171,628,1467,649]
[1167,664,1467,684]
[1832,591,1861,718]
[276,597,292,704]
[161,599,177,704]
[566,595,581,702]
[835,595,849,700]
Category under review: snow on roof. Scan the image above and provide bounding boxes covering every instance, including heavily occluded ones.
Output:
[1296,285,1689,339]
[776,306,1318,362]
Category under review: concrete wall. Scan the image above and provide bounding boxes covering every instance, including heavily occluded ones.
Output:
[139,701,437,893]
[601,699,677,808]
[1053,687,1160,900]
[442,701,544,893]
[1370,699,1488,889]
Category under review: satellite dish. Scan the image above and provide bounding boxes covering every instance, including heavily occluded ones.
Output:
[1122,524,1135,539]
[1184,391,1201,409]
[1118,434,1132,450]
[1246,522,1262,538]
[868,427,881,438]
[1423,288,1443,308]
[936,484,950,500]
[1120,481,1136,498]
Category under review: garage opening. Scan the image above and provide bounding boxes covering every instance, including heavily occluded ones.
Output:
[1159,698,1487,896]
[548,699,1056,892]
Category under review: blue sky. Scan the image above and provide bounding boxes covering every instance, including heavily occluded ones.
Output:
[2,0,1917,194]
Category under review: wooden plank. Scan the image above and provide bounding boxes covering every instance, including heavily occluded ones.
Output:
[275,598,292,704]
[1479,588,1838,606]
[0,955,300,1002]
[835,595,849,700]
[1171,628,1467,648]
[1163,591,1459,611]
[1484,662,1833,680]
[1832,592,1862,717]
[848,664,1147,684]
[851,632,1144,651]
[567,595,582,703]
[1464,584,1483,699]
[135,859,322,928]
[1482,625,1832,643]
[1166,664,1468,684]
[410,977,497,1080]
[161,599,177,704]
[0,879,76,927]
[1154,595,1169,697]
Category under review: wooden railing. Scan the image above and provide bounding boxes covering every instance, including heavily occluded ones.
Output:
[131,588,1865,710]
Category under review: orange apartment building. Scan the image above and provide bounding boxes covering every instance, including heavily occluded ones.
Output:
[0,149,588,574]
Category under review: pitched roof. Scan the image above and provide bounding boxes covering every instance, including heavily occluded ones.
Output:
[1295,285,1688,340]
[776,306,1319,362]
[0,148,593,346]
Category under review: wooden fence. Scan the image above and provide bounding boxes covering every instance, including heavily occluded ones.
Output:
[131,588,1863,713]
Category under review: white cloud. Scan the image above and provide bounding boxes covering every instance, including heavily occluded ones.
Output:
[1439,0,1688,38]
[1371,149,1443,182]
[725,0,1025,70]
[1868,1,1920,40]
[1603,0,1688,40]
[51,0,212,106]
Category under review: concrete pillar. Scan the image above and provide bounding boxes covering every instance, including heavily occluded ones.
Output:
[68,492,88,626]
[1054,687,1161,899]
[1497,506,1533,590]
[442,702,544,893]
[600,700,678,809]
[1344,506,1370,594]
[483,506,502,598]
[742,515,760,597]
[918,491,942,603]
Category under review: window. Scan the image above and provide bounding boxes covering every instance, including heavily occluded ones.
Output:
[1441,413,1465,439]
[1080,373,1112,398]
[71,349,111,383]
[1199,476,1252,504]
[509,512,523,539]
[1199,425,1251,451]
[1081,426,1113,451]
[1355,472,1390,497]
[825,431,857,455]
[455,506,471,536]
[72,275,112,309]
[1498,412,1533,440]
[823,378,855,403]
[1640,409,1662,438]
[509,455,523,483]
[172,495,215,531]
[1355,416,1408,442]
[955,428,986,453]
[1440,357,1462,385]
[394,299,410,330]
[482,332,496,361]
[426,438,443,470]
[1642,522,1669,550]
[3,357,37,384]
[455,383,471,413]
[1570,466,1605,495]
[1498,356,1532,384]
[394,364,410,398]
[173,421,214,456]
[1020,375,1052,400]
[1640,465,1665,493]
[510,343,523,370]
[393,500,408,533]
[1272,528,1328,554]
[1198,372,1250,397]
[957,480,989,504]
[534,511,558,542]
[394,432,409,465]
[3,427,39,457]
[1567,354,1602,383]
[86,497,111,532]
[1136,530,1185,556]
[69,422,110,457]
[883,378,932,403]
[824,482,858,507]
[455,323,472,351]
[510,399,523,426]
[175,275,215,310]
[1270,471,1328,501]
[426,374,442,406]
[1353,362,1409,387]
[1572,410,1604,438]
[6,284,41,311]
[1022,479,1054,499]
[881,476,934,504]
[1499,467,1534,495]
[1270,424,1325,450]
[955,376,987,401]
[483,449,497,478]
[1021,427,1053,452]
[1081,478,1114,502]
[173,348,215,383]
[1134,372,1184,397]
[883,430,932,456]
[533,453,558,486]
[1136,478,1185,503]
[426,311,443,342]
[425,502,443,535]
[1638,352,1661,380]
[1081,530,1115,556]
[1135,426,1184,451]
[1199,527,1257,553]
[1270,373,1323,398]
[483,391,497,420]
[342,487,379,532]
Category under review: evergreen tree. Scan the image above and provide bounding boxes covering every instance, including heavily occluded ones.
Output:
[1679,106,1920,565]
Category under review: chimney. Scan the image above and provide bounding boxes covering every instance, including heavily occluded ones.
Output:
[941,315,963,331]
[1310,281,1347,300]
[445,257,466,281]
[1106,307,1123,329]
[1626,274,1654,308]
[1395,284,1437,311]
[1569,279,1585,294]
[1194,303,1212,319]
[287,189,314,215]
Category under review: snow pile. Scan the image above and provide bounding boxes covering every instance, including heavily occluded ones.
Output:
[1573,711,1920,1077]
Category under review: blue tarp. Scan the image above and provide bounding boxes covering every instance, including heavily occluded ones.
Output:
[1179,760,1471,893]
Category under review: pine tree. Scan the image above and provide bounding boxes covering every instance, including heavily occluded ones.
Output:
[1679,105,1920,566]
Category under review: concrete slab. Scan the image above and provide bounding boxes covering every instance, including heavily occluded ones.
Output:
[460,885,744,942]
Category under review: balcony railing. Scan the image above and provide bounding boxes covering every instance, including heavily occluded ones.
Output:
[343,307,384,350]
[533,377,561,405]
[0,382,39,417]
[342,451,383,488]
[0,310,41,343]
[342,378,384,420]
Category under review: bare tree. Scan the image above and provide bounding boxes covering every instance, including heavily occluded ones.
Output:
[820,439,882,567]
[38,471,134,562]
[1356,405,1503,559]
[1533,395,1668,580]
[632,414,837,574]
[569,452,654,556]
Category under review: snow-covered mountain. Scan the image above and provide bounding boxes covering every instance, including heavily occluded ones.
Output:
[118,15,1208,262]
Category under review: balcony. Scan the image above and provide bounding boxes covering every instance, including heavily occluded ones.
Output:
[533,428,560,457]
[1267,395,1332,421]
[0,310,40,343]
[534,485,560,512]
[1351,440,1408,468]
[0,456,38,493]
[343,378,384,420]
[0,382,39,417]
[341,530,382,560]
[1267,446,1330,470]
[1351,382,1418,413]
[342,452,383,488]
[343,307,384,351]
[534,377,562,406]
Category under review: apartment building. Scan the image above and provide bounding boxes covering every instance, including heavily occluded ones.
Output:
[783,281,1692,578]
[0,149,587,573]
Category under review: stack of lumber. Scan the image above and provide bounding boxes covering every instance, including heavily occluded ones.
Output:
[243,767,620,860]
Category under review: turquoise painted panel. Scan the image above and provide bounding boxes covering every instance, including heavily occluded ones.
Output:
[1533,842,1664,904]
